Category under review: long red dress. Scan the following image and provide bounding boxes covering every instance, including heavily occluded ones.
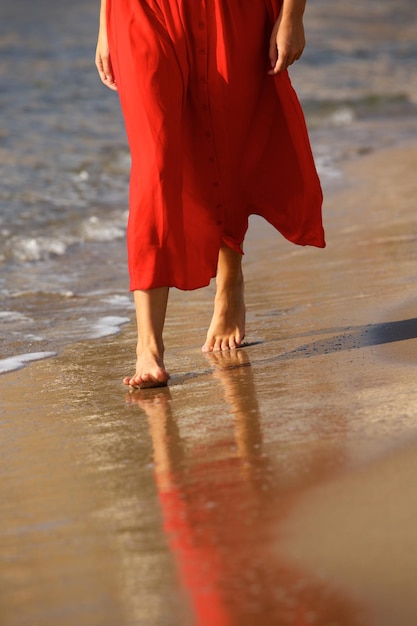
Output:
[106,0,325,291]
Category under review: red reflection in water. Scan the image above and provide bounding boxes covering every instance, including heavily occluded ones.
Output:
[128,350,365,626]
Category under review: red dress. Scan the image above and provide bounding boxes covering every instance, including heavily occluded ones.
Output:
[107,0,325,291]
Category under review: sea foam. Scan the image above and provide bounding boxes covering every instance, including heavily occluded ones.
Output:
[0,351,57,374]
[90,316,131,339]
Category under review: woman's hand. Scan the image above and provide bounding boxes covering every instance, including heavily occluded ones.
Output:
[95,27,118,91]
[268,10,306,75]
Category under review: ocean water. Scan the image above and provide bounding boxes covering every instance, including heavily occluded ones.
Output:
[1,0,416,372]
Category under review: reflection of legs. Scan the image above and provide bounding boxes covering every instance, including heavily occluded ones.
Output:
[202,244,246,352]
[126,388,182,487]
[205,350,263,468]
[123,288,170,389]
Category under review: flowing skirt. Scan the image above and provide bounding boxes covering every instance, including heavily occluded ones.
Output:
[107,0,325,290]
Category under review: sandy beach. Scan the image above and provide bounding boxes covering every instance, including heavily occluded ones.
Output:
[1,142,417,625]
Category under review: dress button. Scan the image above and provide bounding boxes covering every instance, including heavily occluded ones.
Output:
[212,182,219,188]
[198,48,206,55]
[216,220,222,226]
[198,21,205,29]
[205,131,211,138]
[216,203,223,209]
[202,104,209,112]
[208,156,215,163]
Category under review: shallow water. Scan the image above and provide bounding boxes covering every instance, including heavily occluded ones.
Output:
[1,0,416,369]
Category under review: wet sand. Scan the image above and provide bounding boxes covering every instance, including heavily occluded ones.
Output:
[1,144,417,625]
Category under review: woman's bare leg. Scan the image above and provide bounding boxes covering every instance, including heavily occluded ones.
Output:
[123,287,170,388]
[202,244,246,352]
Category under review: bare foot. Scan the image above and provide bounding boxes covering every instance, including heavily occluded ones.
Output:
[126,288,170,389]
[123,345,170,389]
[202,276,246,352]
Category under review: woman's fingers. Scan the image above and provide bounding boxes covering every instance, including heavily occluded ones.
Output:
[269,49,299,75]
[268,16,305,75]
[95,35,118,91]
[95,54,117,90]
[269,48,292,75]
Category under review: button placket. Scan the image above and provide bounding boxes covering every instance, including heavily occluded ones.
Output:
[195,1,224,228]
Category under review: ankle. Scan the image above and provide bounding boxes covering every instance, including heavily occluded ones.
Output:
[137,337,164,357]
[216,274,244,298]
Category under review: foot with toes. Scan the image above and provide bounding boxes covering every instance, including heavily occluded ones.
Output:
[123,347,170,389]
[202,280,246,352]
[202,244,246,352]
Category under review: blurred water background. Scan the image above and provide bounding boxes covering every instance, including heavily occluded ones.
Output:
[0,0,416,371]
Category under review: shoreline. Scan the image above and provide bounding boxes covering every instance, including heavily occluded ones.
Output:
[1,140,416,378]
